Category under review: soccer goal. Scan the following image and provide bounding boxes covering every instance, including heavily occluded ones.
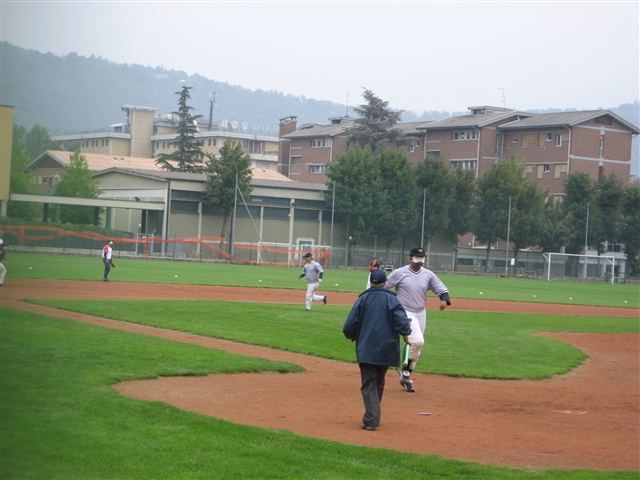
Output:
[542,253,617,284]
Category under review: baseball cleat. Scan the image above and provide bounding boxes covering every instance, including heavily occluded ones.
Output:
[400,370,415,392]
[360,424,377,431]
[323,296,327,304]
[305,308,310,311]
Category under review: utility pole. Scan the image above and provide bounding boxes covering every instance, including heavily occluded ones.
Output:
[208,92,216,131]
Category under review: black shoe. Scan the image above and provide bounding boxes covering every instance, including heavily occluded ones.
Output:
[305,308,310,311]
[103,278,109,282]
[360,424,377,431]
[400,370,415,392]
[323,296,327,305]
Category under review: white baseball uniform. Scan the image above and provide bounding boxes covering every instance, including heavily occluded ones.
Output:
[300,260,326,310]
[385,265,449,369]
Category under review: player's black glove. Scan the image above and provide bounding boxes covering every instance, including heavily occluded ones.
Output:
[439,292,451,306]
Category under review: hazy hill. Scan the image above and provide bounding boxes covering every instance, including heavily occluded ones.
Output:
[2,42,454,135]
[1,41,638,174]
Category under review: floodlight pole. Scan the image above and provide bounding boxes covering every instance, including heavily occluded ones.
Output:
[505,195,511,278]
[329,181,335,268]
[231,172,238,258]
[421,188,426,247]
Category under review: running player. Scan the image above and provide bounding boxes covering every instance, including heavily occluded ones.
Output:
[385,247,451,392]
[298,252,327,311]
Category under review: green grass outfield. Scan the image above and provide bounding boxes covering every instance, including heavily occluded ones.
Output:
[2,307,637,479]
[6,252,640,308]
[3,253,639,477]
[28,299,639,379]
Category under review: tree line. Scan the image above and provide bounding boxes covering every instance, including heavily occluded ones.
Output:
[324,89,640,271]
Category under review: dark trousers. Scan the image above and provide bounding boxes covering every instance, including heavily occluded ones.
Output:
[359,363,388,428]
[103,258,111,279]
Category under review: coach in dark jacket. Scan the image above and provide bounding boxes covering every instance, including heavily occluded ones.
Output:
[343,269,412,431]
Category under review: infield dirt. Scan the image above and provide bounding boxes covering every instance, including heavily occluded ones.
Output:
[3,279,639,471]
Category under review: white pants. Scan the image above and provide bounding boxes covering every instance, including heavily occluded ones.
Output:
[0,263,5,284]
[405,309,426,370]
[305,282,324,309]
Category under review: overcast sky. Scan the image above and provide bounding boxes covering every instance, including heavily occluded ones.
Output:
[1,1,638,115]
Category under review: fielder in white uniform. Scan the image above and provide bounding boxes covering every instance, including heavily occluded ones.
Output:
[298,252,327,311]
[385,246,451,392]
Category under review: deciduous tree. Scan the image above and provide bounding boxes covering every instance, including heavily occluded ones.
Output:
[53,150,102,224]
[325,145,380,246]
[7,142,41,220]
[204,139,252,252]
[474,155,525,272]
[620,182,640,264]
[415,155,455,245]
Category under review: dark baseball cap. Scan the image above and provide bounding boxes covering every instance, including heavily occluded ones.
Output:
[409,247,425,257]
[370,269,387,285]
[302,252,313,259]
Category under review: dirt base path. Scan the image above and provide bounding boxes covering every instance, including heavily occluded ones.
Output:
[2,279,639,471]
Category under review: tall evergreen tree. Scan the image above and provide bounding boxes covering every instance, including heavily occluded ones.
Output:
[155,86,206,173]
[348,89,407,152]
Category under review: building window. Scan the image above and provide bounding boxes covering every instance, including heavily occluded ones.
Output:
[208,139,212,146]
[156,142,159,149]
[553,164,567,178]
[42,176,48,184]
[409,145,415,153]
[415,141,420,146]
[291,156,302,165]
[555,134,563,147]
[599,137,604,157]
[543,164,550,173]
[526,165,533,174]
[310,164,326,174]
[537,165,544,178]
[546,133,552,141]
[450,160,477,170]
[427,150,440,158]
[453,130,478,141]
[243,140,249,148]
[311,138,331,148]
[261,163,270,169]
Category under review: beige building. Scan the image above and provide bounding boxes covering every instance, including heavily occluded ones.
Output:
[53,105,280,172]
[0,105,14,215]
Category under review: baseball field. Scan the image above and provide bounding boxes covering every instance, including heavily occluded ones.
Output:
[1,253,638,478]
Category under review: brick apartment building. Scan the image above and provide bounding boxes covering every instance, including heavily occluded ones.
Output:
[278,106,639,194]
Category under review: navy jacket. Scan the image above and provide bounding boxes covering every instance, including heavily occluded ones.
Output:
[343,288,412,367]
